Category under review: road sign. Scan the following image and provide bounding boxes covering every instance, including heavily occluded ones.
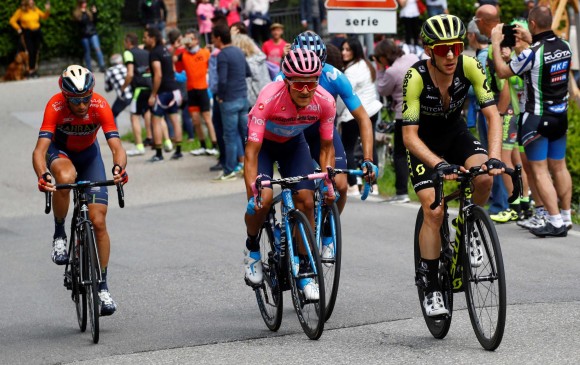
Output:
[327,10,397,33]
[325,0,398,10]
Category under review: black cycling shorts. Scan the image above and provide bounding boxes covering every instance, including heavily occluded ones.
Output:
[407,129,488,192]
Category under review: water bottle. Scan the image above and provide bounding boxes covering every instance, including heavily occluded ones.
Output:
[273,223,281,251]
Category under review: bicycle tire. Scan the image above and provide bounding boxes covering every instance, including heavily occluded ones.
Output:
[287,210,325,340]
[71,228,87,332]
[83,223,100,344]
[320,202,341,322]
[255,220,283,332]
[414,208,453,339]
[463,206,506,351]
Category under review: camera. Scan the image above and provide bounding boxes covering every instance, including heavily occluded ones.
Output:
[180,36,193,45]
[501,24,516,48]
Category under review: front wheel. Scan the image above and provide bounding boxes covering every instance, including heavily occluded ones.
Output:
[319,202,341,322]
[254,220,283,332]
[287,210,325,340]
[83,223,100,344]
[463,206,506,351]
[414,208,453,339]
[70,228,87,332]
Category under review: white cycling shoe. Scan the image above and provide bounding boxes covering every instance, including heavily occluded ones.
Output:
[423,291,449,317]
[299,278,320,301]
[243,250,263,285]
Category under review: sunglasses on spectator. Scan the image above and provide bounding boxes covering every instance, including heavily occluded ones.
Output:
[67,94,93,105]
[428,41,464,57]
[287,80,319,92]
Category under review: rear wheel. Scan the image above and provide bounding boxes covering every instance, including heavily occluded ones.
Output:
[463,206,506,351]
[320,202,341,322]
[254,219,283,332]
[83,223,100,344]
[414,208,453,339]
[287,210,325,340]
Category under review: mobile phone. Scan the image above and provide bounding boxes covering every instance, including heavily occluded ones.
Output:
[180,36,193,45]
[501,24,516,48]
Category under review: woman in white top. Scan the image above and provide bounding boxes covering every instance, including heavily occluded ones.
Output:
[338,37,383,194]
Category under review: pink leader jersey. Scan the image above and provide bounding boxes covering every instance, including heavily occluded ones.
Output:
[247,81,336,144]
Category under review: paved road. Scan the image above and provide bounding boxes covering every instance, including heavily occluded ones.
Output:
[1,76,579,364]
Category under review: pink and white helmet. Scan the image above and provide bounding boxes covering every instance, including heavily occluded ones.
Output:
[281,49,322,78]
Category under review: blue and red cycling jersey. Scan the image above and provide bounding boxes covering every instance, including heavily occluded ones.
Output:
[38,93,120,152]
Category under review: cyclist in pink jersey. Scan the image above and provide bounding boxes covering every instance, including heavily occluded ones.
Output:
[243,49,335,300]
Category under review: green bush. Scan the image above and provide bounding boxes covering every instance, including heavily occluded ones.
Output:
[1,0,123,65]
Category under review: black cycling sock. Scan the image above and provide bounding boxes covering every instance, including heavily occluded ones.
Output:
[54,217,66,239]
[155,147,162,157]
[99,266,108,291]
[200,140,207,149]
[246,235,259,252]
[421,258,440,293]
[176,143,182,154]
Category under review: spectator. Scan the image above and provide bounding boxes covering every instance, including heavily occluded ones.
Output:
[72,0,105,72]
[475,4,510,215]
[465,19,489,129]
[491,6,573,236]
[178,29,219,156]
[329,33,347,49]
[300,0,326,35]
[522,0,535,19]
[338,37,383,195]
[9,0,50,78]
[245,0,270,45]
[324,43,343,70]
[104,54,132,125]
[230,21,248,35]
[216,0,241,26]
[143,27,183,162]
[167,28,195,142]
[425,0,448,17]
[375,39,419,203]
[212,24,252,181]
[261,23,287,66]
[397,0,421,53]
[232,33,271,107]
[140,0,167,40]
[196,0,215,46]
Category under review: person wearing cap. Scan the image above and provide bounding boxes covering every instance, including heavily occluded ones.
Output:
[261,23,287,65]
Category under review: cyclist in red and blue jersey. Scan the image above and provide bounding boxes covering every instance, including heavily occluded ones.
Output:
[243,49,336,301]
[279,31,377,213]
[32,65,128,316]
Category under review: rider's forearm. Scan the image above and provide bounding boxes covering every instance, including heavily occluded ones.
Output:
[482,106,503,160]
[351,106,374,161]
[403,127,442,169]
[319,139,335,169]
[243,144,259,199]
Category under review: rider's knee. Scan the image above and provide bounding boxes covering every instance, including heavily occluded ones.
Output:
[424,205,444,226]
[91,213,107,234]
[296,194,314,212]
[475,174,492,193]
[53,169,76,184]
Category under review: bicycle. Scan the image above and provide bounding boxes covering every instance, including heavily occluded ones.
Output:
[313,166,375,322]
[44,169,124,344]
[413,165,522,351]
[247,171,334,339]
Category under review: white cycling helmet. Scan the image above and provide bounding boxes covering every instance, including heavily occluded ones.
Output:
[59,65,95,97]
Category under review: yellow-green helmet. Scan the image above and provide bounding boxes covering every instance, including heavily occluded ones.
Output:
[420,15,466,45]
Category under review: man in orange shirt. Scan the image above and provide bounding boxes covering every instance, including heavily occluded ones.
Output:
[177,29,218,156]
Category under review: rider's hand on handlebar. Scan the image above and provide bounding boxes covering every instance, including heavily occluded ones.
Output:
[361,159,378,182]
[112,164,128,185]
[434,161,465,180]
[38,172,55,192]
[482,158,505,176]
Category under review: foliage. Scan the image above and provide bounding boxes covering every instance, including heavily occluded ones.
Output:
[1,0,124,65]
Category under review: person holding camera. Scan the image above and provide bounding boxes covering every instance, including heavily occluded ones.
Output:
[375,39,419,203]
[72,0,106,72]
[490,6,573,237]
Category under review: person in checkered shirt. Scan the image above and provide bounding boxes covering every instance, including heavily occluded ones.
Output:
[105,54,133,124]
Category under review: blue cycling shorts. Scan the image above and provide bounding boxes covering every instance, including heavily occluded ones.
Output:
[524,134,567,161]
[46,142,109,205]
[303,122,347,169]
[258,133,316,191]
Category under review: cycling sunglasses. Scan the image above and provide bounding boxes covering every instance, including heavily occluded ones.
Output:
[67,94,93,105]
[429,42,464,57]
[287,80,319,92]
